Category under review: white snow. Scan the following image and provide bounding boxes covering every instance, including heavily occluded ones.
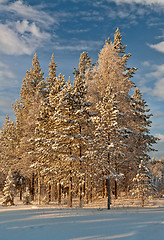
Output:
[0,198,164,240]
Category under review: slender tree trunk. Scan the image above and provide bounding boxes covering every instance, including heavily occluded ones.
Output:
[48,181,51,203]
[85,178,89,204]
[107,147,111,210]
[58,179,61,206]
[78,124,83,208]
[69,176,72,207]
[79,180,82,207]
[82,179,85,199]
[141,192,144,207]
[30,173,35,201]
[20,188,23,200]
[38,174,41,205]
[54,181,58,200]
[89,178,92,203]
[105,179,108,198]
[102,179,105,198]
[107,179,111,210]
[114,180,118,199]
[51,180,55,202]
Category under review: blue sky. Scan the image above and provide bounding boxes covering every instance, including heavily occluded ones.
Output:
[0,0,164,158]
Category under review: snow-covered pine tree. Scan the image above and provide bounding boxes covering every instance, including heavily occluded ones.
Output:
[93,86,126,208]
[150,157,164,194]
[2,170,15,206]
[87,29,137,196]
[12,54,45,200]
[35,60,66,204]
[0,115,19,175]
[43,51,93,207]
[47,80,77,206]
[129,88,159,191]
[132,160,156,207]
[46,53,57,94]
[72,52,93,207]
[87,28,136,107]
[131,88,158,159]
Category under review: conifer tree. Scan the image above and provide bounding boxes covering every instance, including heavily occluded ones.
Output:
[92,86,126,208]
[131,88,158,160]
[150,157,164,193]
[2,170,15,206]
[132,160,156,207]
[87,28,136,106]
[72,52,94,206]
[87,29,137,196]
[35,69,66,204]
[12,54,45,200]
[0,115,19,174]
[13,53,45,138]
[46,53,57,94]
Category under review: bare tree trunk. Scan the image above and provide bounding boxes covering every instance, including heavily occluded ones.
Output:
[107,179,111,210]
[48,181,51,203]
[102,179,105,198]
[105,179,108,198]
[51,180,55,202]
[82,179,85,200]
[20,188,23,200]
[54,181,58,200]
[79,180,82,207]
[85,178,89,204]
[114,180,118,199]
[69,176,72,207]
[58,179,61,206]
[89,178,92,203]
[38,175,41,205]
[30,173,35,201]
[107,147,111,210]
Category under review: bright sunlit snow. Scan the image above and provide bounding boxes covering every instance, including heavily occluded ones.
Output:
[0,199,164,240]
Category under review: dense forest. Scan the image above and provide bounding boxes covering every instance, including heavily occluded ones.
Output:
[0,29,163,208]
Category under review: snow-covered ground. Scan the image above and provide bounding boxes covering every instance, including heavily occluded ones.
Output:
[0,198,164,240]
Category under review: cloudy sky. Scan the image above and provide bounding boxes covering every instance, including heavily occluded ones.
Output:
[0,0,164,158]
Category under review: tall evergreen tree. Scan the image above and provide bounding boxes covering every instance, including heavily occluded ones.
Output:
[11,54,45,201]
[0,115,18,174]
[87,29,137,196]
[131,88,158,160]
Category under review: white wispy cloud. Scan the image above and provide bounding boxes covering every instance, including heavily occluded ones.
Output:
[0,0,56,55]
[149,41,164,53]
[0,23,39,55]
[140,63,164,100]
[5,0,55,25]
[147,64,164,78]
[15,20,50,39]
[147,64,164,100]
[153,78,164,99]
[109,0,164,5]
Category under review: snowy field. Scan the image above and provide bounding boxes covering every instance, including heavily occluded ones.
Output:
[0,199,164,240]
